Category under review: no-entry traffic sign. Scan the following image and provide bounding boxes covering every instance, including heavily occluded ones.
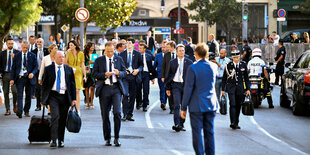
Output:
[75,7,89,22]
[278,9,286,18]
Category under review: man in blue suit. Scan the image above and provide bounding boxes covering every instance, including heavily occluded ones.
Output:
[181,43,218,155]
[136,43,156,112]
[165,44,193,132]
[93,42,126,147]
[10,41,38,118]
[120,38,143,121]
[154,40,167,110]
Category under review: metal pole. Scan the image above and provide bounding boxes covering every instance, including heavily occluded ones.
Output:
[178,0,181,44]
[279,21,282,36]
[80,0,84,51]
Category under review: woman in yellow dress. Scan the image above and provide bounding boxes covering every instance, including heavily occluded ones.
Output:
[65,40,86,114]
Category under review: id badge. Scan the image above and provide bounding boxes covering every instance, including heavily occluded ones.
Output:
[59,87,65,94]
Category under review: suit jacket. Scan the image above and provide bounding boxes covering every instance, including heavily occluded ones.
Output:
[161,52,176,79]
[144,36,155,51]
[142,53,157,80]
[165,57,193,90]
[93,55,127,97]
[185,44,196,62]
[0,49,20,74]
[154,53,164,78]
[181,59,218,112]
[41,64,76,106]
[29,44,38,52]
[31,48,49,60]
[120,49,143,82]
[10,51,38,85]
[222,61,250,95]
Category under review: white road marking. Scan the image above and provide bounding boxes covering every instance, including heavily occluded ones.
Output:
[249,116,308,155]
[158,123,164,128]
[145,100,160,128]
[170,149,184,155]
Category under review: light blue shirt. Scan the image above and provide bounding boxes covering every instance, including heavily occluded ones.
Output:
[19,52,28,76]
[215,57,230,78]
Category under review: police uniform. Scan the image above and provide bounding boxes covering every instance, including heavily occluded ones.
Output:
[222,61,250,128]
[274,46,286,85]
[242,45,252,63]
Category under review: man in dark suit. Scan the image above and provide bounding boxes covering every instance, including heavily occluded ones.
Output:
[139,40,154,60]
[136,43,156,112]
[181,44,218,155]
[31,38,49,111]
[165,44,193,132]
[10,41,38,118]
[161,41,177,114]
[28,35,37,52]
[222,50,250,130]
[185,37,196,62]
[120,38,143,121]
[41,51,76,148]
[144,31,155,51]
[0,37,19,115]
[154,40,167,110]
[93,42,126,147]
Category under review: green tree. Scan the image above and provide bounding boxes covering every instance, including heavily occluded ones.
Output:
[0,0,43,49]
[41,0,60,35]
[186,0,242,43]
[302,0,310,14]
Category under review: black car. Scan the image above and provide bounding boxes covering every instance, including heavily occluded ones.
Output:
[281,29,310,43]
[280,50,310,115]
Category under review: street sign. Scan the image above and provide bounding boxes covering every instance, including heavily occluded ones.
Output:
[75,7,89,22]
[61,25,69,32]
[176,21,180,29]
[173,29,184,34]
[278,9,286,18]
[277,18,286,21]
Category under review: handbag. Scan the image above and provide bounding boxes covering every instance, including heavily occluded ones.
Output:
[242,95,254,116]
[219,95,227,115]
[85,66,91,76]
[66,105,82,133]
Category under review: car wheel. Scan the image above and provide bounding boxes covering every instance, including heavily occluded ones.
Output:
[280,84,290,108]
[292,94,305,116]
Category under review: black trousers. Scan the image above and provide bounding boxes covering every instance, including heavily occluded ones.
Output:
[2,73,17,110]
[99,84,122,140]
[49,91,70,141]
[136,71,150,108]
[228,92,245,126]
[122,78,136,117]
[172,83,185,126]
[35,72,42,108]
[275,64,284,85]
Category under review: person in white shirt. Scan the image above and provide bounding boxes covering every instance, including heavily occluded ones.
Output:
[272,31,280,45]
[98,35,107,49]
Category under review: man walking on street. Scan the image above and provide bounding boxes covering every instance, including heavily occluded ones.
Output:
[181,43,217,155]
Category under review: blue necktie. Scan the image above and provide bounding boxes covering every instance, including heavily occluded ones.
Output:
[56,66,61,92]
[7,51,11,72]
[109,58,113,85]
[23,53,27,76]
[128,52,132,67]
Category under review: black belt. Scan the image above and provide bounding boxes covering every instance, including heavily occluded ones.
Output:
[51,90,66,95]
[217,77,222,79]
[173,81,184,85]
[104,82,119,86]
[18,75,27,79]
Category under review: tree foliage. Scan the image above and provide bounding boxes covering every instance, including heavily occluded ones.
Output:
[186,0,242,42]
[301,0,310,14]
[0,0,43,49]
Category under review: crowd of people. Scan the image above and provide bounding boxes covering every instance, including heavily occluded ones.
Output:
[0,30,288,154]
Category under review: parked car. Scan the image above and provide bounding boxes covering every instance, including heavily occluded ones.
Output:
[280,50,310,115]
[281,29,310,43]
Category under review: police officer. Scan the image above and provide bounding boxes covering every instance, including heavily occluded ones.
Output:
[274,39,286,86]
[241,40,252,63]
[221,50,250,130]
[247,48,274,108]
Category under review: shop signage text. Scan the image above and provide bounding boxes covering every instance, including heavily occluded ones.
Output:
[39,15,54,23]
[123,20,148,26]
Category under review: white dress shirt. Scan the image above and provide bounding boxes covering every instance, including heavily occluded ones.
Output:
[171,51,176,59]
[19,52,28,76]
[142,53,149,72]
[29,44,36,52]
[52,64,66,94]
[173,57,184,82]
[105,55,117,84]
[37,48,44,70]
[39,55,54,81]
[5,49,13,72]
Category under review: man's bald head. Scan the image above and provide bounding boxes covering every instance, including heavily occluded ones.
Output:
[37,38,44,49]
[219,49,227,59]
[55,51,65,65]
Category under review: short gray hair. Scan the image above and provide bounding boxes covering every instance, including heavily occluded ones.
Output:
[176,44,185,50]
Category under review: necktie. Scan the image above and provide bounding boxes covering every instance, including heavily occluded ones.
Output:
[7,51,12,72]
[109,58,113,84]
[178,59,183,82]
[128,52,132,68]
[56,66,61,92]
[142,54,144,71]
[23,53,27,68]
[172,53,175,59]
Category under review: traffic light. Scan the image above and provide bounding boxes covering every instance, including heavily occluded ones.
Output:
[242,3,248,21]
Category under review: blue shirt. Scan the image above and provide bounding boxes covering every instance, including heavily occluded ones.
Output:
[215,57,230,78]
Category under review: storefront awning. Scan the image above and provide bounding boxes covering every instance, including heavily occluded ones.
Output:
[72,26,110,35]
[113,26,151,36]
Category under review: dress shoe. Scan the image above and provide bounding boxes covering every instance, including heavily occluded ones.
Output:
[105,139,112,146]
[230,124,237,130]
[13,105,17,113]
[235,125,241,129]
[179,126,186,131]
[172,125,181,132]
[121,116,127,121]
[126,116,135,121]
[50,140,57,148]
[58,141,64,147]
[16,111,22,118]
[160,103,166,111]
[24,112,30,117]
[4,110,11,116]
[35,107,41,111]
[269,105,274,109]
[169,110,174,114]
[114,139,121,147]
[143,107,147,112]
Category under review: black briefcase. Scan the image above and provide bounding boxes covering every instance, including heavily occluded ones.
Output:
[242,95,254,116]
[219,95,227,115]
[66,105,82,133]
[28,106,51,143]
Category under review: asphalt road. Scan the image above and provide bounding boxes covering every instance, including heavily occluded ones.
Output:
[0,82,309,155]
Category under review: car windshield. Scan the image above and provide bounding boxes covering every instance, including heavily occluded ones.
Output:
[281,31,291,39]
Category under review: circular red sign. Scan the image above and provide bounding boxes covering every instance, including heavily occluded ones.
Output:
[277,9,286,18]
[75,7,89,22]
